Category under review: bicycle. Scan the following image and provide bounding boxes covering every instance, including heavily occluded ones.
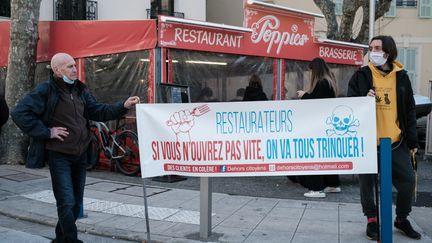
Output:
[89,118,140,176]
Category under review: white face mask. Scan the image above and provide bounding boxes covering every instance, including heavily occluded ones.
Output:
[369,51,388,66]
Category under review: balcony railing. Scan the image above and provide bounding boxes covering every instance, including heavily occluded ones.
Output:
[86,1,97,20]
[396,0,417,7]
[54,0,98,20]
[146,9,185,19]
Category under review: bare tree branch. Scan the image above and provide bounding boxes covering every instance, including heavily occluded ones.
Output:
[376,0,393,19]
[313,0,393,45]
[313,0,338,39]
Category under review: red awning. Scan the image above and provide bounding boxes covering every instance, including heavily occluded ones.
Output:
[0,20,157,67]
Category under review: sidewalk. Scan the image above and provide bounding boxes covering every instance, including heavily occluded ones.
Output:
[0,164,431,243]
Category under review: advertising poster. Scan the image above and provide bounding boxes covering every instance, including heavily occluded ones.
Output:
[136,97,377,178]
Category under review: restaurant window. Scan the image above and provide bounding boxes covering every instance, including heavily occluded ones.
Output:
[84,51,150,104]
[169,49,274,102]
[284,60,358,99]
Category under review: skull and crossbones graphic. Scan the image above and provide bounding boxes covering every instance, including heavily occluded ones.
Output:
[326,106,359,137]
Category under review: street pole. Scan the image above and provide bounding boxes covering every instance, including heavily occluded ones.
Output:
[369,0,376,42]
[200,177,212,239]
[379,138,393,243]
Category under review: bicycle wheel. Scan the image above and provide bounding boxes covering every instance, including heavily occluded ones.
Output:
[88,125,100,170]
[113,130,140,176]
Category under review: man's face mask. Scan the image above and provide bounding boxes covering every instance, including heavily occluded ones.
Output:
[369,51,388,67]
[62,75,75,84]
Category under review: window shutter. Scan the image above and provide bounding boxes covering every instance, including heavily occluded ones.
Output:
[334,0,343,16]
[385,0,396,17]
[406,49,417,89]
[419,0,432,18]
[398,48,417,91]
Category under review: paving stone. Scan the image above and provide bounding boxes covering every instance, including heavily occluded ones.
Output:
[0,169,21,177]
[177,197,200,211]
[218,213,265,229]
[274,199,308,209]
[245,197,279,208]
[244,229,295,243]
[85,200,123,212]
[1,172,46,182]
[267,206,304,219]
[211,213,230,226]
[255,216,298,232]
[235,204,274,217]
[148,197,190,208]
[96,215,144,231]
[85,181,131,192]
[0,226,50,243]
[296,219,338,235]
[161,223,199,238]
[147,206,179,220]
[165,210,201,225]
[212,225,251,243]
[291,232,338,243]
[102,203,145,217]
[339,221,365,239]
[131,220,178,235]
[302,208,339,222]
[339,208,365,223]
[76,211,116,225]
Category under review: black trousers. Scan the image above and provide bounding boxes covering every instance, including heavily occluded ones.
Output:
[298,175,340,191]
[359,141,415,218]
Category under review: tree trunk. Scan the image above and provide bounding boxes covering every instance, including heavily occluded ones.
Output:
[313,0,338,39]
[0,0,42,164]
[58,0,86,20]
[338,0,362,41]
[314,0,392,45]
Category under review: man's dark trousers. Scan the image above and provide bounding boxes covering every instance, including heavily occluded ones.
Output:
[48,150,87,243]
[359,141,416,218]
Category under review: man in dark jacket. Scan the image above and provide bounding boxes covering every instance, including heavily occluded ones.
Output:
[347,36,421,240]
[0,95,8,133]
[12,53,139,243]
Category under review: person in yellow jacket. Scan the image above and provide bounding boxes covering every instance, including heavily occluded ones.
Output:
[347,35,421,241]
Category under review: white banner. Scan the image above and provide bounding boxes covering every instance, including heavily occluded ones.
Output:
[136,97,377,178]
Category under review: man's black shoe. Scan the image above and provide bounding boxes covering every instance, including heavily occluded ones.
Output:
[366,221,378,240]
[394,219,421,239]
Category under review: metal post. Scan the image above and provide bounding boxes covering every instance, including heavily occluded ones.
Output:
[379,138,392,243]
[142,178,152,243]
[200,177,212,239]
[369,0,376,42]
[425,80,432,157]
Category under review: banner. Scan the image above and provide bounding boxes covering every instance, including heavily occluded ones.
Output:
[136,97,377,178]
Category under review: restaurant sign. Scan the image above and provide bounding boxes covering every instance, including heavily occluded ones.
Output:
[158,2,364,65]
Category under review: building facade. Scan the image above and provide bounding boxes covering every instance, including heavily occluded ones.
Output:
[38,0,206,21]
